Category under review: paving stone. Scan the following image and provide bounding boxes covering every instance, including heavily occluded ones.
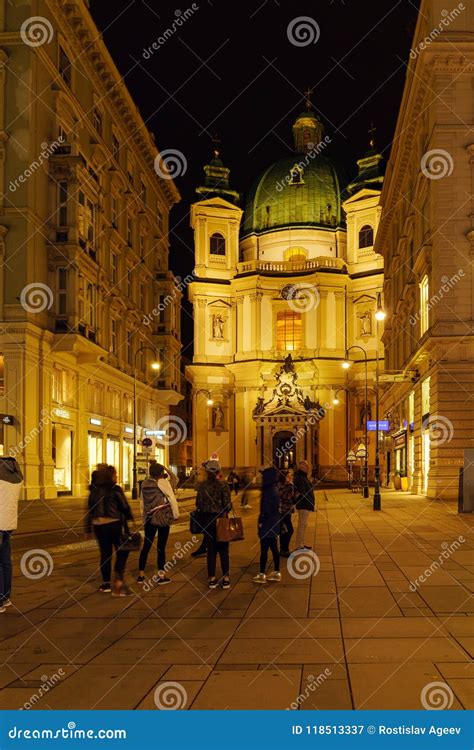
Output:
[95,638,226,665]
[419,586,474,613]
[436,662,474,679]
[335,565,386,587]
[191,670,301,709]
[340,617,445,638]
[345,637,469,663]
[448,679,474,709]
[338,587,401,617]
[218,638,343,665]
[162,665,213,680]
[234,618,341,639]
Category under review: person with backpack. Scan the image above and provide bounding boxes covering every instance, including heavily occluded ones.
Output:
[195,458,232,590]
[293,460,316,549]
[277,469,295,557]
[0,457,23,613]
[254,466,281,584]
[86,465,133,597]
[137,462,179,585]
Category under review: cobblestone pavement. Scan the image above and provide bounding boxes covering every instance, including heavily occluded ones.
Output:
[1,489,473,710]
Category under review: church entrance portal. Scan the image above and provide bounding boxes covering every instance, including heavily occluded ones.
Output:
[273,431,296,469]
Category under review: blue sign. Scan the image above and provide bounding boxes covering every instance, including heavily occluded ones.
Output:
[367,420,390,432]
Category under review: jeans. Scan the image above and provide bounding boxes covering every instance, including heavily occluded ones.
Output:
[295,509,311,548]
[0,531,12,605]
[93,521,129,582]
[138,521,170,573]
[280,513,294,552]
[201,514,229,579]
[260,537,280,573]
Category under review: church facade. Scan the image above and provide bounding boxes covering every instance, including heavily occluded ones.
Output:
[187,109,385,479]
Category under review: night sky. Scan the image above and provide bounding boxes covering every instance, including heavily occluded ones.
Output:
[88,0,421,350]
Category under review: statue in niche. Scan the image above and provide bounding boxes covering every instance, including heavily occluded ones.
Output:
[212,405,225,430]
[212,313,225,339]
[359,310,372,337]
[360,400,372,427]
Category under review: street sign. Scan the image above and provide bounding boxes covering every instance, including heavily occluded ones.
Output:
[378,373,412,383]
[0,414,14,425]
[142,437,153,447]
[367,420,390,432]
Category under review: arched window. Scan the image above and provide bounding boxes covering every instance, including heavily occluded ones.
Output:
[276,312,302,352]
[358,224,374,248]
[284,247,308,262]
[210,232,226,255]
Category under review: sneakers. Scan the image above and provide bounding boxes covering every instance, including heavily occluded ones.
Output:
[98,583,112,593]
[0,605,6,613]
[241,504,252,509]
[253,573,267,584]
[157,576,172,586]
[222,578,230,590]
[267,571,282,582]
[136,575,146,584]
[3,599,12,607]
[111,581,133,597]
[208,578,218,589]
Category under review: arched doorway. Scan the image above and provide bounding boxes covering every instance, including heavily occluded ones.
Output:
[273,431,296,470]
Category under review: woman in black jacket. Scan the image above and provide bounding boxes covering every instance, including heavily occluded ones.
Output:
[86,465,133,596]
[195,459,232,590]
[254,467,281,584]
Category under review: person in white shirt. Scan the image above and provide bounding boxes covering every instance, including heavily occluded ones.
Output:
[137,462,179,585]
[0,458,23,613]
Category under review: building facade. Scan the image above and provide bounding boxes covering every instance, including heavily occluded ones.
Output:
[0,0,182,499]
[187,110,386,478]
[376,0,474,500]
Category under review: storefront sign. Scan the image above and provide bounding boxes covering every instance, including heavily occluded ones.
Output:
[54,408,70,419]
[393,431,407,448]
[145,429,166,437]
[124,426,133,434]
[90,418,102,427]
[367,420,390,432]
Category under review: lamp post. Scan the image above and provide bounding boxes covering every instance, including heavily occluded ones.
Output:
[373,293,386,510]
[342,345,369,498]
[132,345,160,499]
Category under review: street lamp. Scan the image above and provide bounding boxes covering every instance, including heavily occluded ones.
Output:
[342,345,369,498]
[132,345,161,499]
[373,292,385,510]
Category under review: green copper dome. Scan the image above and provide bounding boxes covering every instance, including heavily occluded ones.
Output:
[241,153,344,237]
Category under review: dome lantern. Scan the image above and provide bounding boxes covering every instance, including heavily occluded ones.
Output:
[292,89,324,153]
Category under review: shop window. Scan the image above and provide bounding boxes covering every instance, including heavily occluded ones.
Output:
[210,232,226,255]
[358,225,374,248]
[421,377,430,420]
[420,274,429,335]
[276,311,302,351]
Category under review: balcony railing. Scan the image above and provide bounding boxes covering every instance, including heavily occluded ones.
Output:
[237,257,346,274]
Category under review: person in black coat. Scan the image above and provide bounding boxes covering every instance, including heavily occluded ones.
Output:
[253,467,281,584]
[293,460,316,549]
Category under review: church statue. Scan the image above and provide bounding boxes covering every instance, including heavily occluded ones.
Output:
[212,313,225,339]
[359,310,372,336]
[283,353,294,373]
[212,405,225,430]
[253,397,265,416]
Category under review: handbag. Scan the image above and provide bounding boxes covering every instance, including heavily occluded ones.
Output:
[190,509,206,535]
[118,519,142,552]
[150,502,174,527]
[216,513,244,543]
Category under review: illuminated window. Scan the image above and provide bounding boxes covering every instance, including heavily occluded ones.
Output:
[419,274,429,335]
[358,225,374,248]
[284,247,307,262]
[0,353,4,389]
[277,311,302,351]
[210,232,226,255]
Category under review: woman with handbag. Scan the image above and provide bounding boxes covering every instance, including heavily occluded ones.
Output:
[254,467,281,584]
[86,465,134,597]
[137,462,179,585]
[195,458,232,590]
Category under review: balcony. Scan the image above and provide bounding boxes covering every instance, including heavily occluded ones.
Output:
[236,257,346,275]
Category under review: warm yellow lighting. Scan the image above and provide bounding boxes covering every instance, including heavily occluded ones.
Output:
[151,361,161,371]
[332,397,340,406]
[375,308,386,321]
[342,360,351,370]
[206,398,213,406]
